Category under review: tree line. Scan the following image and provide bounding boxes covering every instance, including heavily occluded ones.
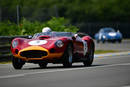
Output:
[0,0,130,23]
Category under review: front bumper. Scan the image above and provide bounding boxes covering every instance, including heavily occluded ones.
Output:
[13,46,63,61]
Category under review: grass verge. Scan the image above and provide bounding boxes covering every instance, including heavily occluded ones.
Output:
[95,50,119,54]
[0,61,11,64]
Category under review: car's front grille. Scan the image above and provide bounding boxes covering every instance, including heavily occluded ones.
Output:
[20,50,48,58]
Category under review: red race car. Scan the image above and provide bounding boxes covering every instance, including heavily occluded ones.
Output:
[11,32,95,69]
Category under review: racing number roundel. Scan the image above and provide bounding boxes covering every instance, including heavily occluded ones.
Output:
[82,40,88,56]
[28,40,47,45]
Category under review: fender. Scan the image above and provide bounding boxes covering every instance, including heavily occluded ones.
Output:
[82,36,95,53]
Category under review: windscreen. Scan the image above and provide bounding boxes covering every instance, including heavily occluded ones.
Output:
[32,32,73,39]
[100,28,115,33]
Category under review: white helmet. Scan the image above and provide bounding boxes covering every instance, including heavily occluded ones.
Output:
[42,27,52,33]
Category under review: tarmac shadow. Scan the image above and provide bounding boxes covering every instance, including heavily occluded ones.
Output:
[22,64,107,70]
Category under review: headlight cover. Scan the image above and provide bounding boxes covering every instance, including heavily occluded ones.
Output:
[55,40,64,48]
[12,40,18,48]
[102,35,106,39]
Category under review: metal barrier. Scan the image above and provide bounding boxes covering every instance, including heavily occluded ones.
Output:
[0,36,28,62]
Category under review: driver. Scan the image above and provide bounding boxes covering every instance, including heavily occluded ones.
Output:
[42,27,52,33]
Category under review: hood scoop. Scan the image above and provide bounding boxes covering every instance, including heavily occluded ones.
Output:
[39,35,51,40]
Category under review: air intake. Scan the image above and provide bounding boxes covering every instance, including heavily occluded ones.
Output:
[20,50,48,58]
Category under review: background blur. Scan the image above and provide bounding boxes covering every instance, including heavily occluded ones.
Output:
[0,0,130,38]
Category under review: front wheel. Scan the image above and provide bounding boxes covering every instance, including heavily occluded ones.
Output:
[83,45,94,66]
[102,40,105,43]
[12,56,25,69]
[62,44,73,67]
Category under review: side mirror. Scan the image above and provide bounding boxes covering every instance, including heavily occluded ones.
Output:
[72,36,76,40]
[72,34,78,40]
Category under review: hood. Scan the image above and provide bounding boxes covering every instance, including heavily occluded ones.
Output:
[13,37,69,50]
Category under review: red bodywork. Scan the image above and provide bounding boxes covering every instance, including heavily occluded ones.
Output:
[11,32,94,63]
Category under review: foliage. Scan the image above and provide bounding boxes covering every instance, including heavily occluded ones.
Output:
[0,17,79,36]
[41,17,79,33]
[0,0,130,22]
[0,21,20,35]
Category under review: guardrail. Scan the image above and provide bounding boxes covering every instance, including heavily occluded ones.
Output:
[0,36,28,62]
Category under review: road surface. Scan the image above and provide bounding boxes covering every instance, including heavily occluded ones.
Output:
[0,54,130,87]
[95,39,130,51]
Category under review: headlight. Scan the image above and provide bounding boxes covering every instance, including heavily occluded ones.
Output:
[55,40,64,48]
[12,40,18,48]
[102,35,106,39]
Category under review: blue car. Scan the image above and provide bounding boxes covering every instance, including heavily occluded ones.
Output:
[95,28,122,43]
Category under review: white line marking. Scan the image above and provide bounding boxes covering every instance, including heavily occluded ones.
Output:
[0,74,24,79]
[94,51,130,58]
[89,63,130,68]
[0,68,84,79]
[0,63,130,79]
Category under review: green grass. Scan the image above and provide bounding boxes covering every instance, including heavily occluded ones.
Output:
[95,50,119,54]
[0,61,11,64]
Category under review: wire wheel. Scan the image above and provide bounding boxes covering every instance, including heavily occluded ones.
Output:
[83,45,94,66]
[62,44,73,67]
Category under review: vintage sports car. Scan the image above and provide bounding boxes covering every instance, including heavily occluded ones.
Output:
[95,27,122,43]
[11,32,95,69]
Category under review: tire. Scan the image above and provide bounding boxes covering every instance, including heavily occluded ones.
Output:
[39,62,48,68]
[62,44,73,67]
[83,45,94,66]
[117,39,122,43]
[112,40,116,43]
[102,40,105,43]
[12,56,25,69]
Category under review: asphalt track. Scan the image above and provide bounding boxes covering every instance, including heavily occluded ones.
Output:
[95,39,130,51]
[0,54,130,87]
